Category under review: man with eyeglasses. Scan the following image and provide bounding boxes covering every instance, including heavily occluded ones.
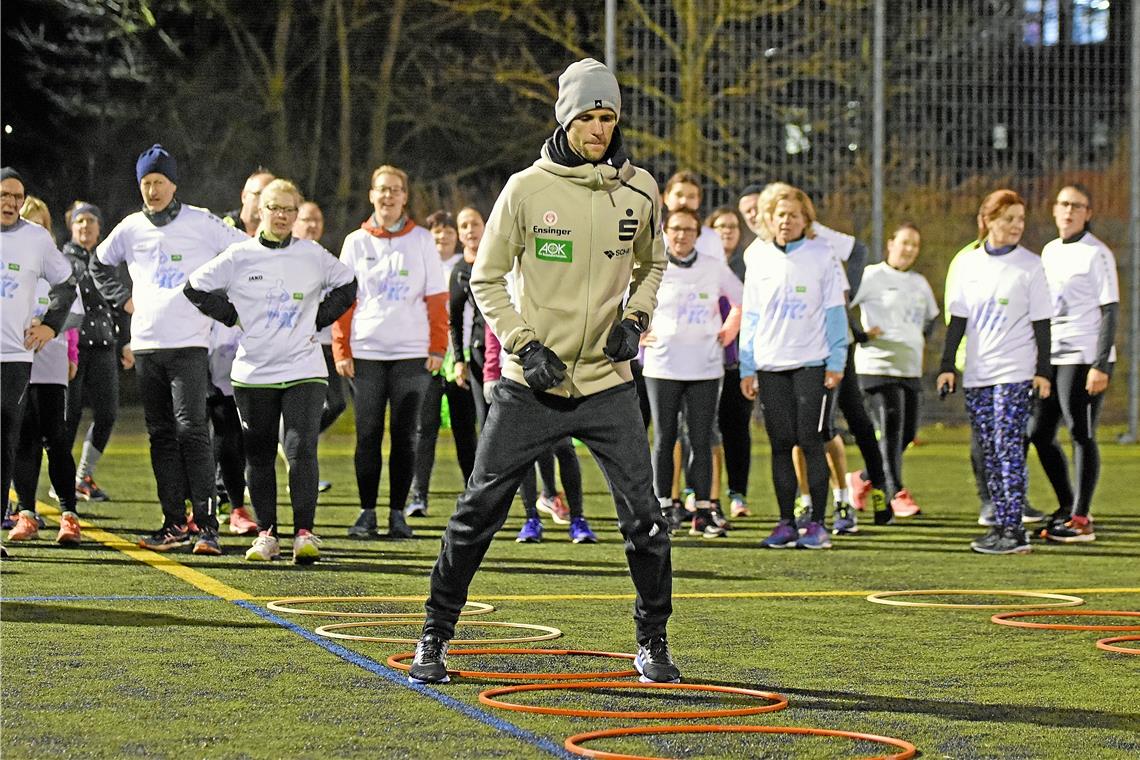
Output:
[1,168,79,557]
[410,58,677,686]
[91,144,247,554]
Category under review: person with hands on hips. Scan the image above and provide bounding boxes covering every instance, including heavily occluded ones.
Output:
[410,58,676,687]
[938,189,1052,555]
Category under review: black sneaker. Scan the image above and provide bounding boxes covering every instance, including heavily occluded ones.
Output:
[970,525,1031,555]
[347,509,379,539]
[634,636,681,683]
[1039,509,1070,538]
[1021,503,1046,524]
[138,524,191,551]
[192,529,223,556]
[689,508,726,538]
[408,632,450,684]
[387,509,414,539]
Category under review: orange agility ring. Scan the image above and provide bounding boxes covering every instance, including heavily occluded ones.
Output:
[266,597,495,618]
[1096,635,1140,655]
[478,681,788,719]
[386,648,639,680]
[563,724,917,760]
[991,610,1140,631]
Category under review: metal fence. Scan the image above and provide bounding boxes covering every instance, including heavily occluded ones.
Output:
[618,0,1137,435]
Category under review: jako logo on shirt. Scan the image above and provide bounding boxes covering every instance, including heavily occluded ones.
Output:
[536,237,573,263]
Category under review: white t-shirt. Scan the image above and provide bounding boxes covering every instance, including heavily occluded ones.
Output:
[189,235,354,385]
[339,225,447,360]
[642,251,743,381]
[316,247,343,347]
[30,280,84,385]
[97,204,247,351]
[695,226,722,258]
[207,321,242,396]
[1040,232,1119,365]
[812,222,855,262]
[945,245,1052,387]
[741,237,848,372]
[851,262,939,378]
[1,220,75,362]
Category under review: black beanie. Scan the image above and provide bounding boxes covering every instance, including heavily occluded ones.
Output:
[739,183,765,199]
[135,144,178,184]
[1,167,25,186]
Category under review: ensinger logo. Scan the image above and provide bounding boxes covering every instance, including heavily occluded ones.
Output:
[535,237,573,263]
[532,225,572,238]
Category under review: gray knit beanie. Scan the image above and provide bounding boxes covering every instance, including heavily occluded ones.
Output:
[554,58,621,129]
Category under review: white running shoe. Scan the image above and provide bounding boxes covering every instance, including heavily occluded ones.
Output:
[245,532,281,562]
[292,531,322,565]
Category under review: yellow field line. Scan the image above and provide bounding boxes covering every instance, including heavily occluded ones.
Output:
[33,499,251,601]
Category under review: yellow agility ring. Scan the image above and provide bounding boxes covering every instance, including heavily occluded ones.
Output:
[267,596,494,619]
[865,590,1085,609]
[314,619,562,645]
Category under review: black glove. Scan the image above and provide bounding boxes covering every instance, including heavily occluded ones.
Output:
[517,340,566,391]
[603,318,642,362]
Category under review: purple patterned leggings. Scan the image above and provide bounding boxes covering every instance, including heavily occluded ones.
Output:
[964,381,1032,528]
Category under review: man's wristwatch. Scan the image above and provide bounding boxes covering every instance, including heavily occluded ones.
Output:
[629,311,650,333]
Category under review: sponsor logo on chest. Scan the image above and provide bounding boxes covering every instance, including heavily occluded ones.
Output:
[535,237,573,263]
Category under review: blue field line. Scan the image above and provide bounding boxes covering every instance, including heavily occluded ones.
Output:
[234,600,576,759]
[0,594,219,602]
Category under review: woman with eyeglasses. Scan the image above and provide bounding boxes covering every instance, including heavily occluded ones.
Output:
[1029,184,1118,544]
[185,178,356,564]
[643,207,742,538]
[333,165,449,540]
[739,186,848,550]
[938,188,1052,555]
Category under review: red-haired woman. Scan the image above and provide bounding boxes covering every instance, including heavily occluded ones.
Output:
[938,189,1052,555]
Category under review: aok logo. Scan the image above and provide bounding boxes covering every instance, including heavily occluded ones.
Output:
[617,218,638,242]
[535,237,573,262]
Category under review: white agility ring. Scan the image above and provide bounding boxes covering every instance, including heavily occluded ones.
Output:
[865,589,1084,609]
[314,619,563,645]
[267,596,494,618]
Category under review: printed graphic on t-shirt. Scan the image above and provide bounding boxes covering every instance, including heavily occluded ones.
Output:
[975,297,1009,333]
[765,284,809,321]
[152,249,187,289]
[265,279,301,328]
[1,270,19,299]
[676,291,714,325]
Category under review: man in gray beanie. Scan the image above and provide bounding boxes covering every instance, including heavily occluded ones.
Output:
[411,58,679,685]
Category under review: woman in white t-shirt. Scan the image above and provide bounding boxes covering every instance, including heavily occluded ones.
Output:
[938,189,1052,555]
[739,187,848,550]
[850,222,939,516]
[332,165,449,540]
[643,207,742,538]
[186,179,357,564]
[1029,184,1118,543]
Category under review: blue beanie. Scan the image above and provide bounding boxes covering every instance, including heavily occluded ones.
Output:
[1,167,25,186]
[71,202,104,226]
[135,144,178,184]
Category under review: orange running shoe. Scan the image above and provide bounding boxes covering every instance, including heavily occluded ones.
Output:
[890,489,922,518]
[228,507,259,536]
[846,471,872,511]
[56,511,82,546]
[7,511,40,541]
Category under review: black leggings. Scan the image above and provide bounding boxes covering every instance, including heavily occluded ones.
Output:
[14,383,78,512]
[209,393,246,509]
[65,345,119,454]
[756,365,830,522]
[351,358,430,512]
[234,382,325,534]
[838,345,886,489]
[319,344,347,433]
[521,439,584,519]
[718,365,752,496]
[1,362,32,514]
[863,377,920,497]
[645,376,720,502]
[1029,363,1107,517]
[411,372,478,500]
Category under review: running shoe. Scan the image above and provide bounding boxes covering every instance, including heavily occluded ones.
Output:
[1043,514,1095,543]
[387,509,415,539]
[796,521,833,549]
[228,507,259,536]
[681,488,696,513]
[869,489,893,525]
[977,501,997,527]
[408,632,450,684]
[970,525,1031,554]
[0,543,7,559]
[318,480,333,493]
[192,529,223,556]
[404,498,428,518]
[536,492,570,524]
[793,496,811,532]
[75,475,110,502]
[2,505,18,530]
[760,520,799,548]
[56,511,82,546]
[347,508,379,539]
[568,516,597,544]
[293,530,322,564]
[832,503,858,535]
[689,509,726,538]
[245,531,281,561]
[1039,509,1070,538]
[185,513,201,535]
[1021,503,1046,524]
[515,516,543,543]
[890,489,921,517]
[728,492,750,518]
[7,511,40,541]
[845,471,872,511]
[667,500,687,533]
[138,524,191,551]
[634,636,681,683]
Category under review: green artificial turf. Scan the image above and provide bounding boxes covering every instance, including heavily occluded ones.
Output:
[2,411,1138,759]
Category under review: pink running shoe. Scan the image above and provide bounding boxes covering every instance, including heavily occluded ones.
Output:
[537,492,570,525]
[228,507,259,536]
[846,471,872,511]
[890,489,922,518]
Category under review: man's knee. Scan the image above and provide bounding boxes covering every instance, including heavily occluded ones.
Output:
[622,513,671,554]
